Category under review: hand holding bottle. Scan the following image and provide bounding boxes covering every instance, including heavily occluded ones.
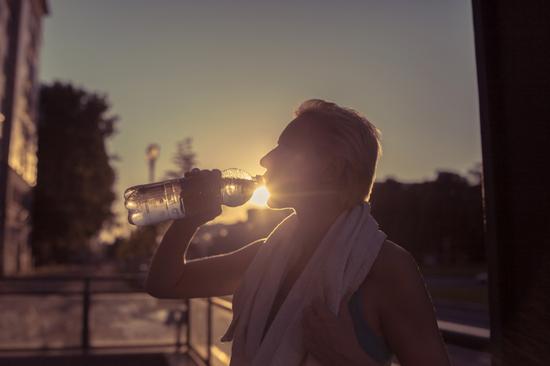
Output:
[124,167,263,226]
[181,168,223,226]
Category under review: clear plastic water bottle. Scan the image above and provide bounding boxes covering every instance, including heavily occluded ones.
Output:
[124,168,264,226]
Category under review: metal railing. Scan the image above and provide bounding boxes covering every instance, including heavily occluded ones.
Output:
[187,297,233,366]
[0,275,188,354]
[0,275,491,365]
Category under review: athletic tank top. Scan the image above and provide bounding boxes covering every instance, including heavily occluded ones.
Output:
[348,285,394,365]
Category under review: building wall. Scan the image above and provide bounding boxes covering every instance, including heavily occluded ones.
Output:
[9,0,41,187]
[0,0,47,275]
[0,1,10,128]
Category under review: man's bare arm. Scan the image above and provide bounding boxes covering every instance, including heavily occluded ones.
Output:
[145,217,264,299]
[376,241,451,366]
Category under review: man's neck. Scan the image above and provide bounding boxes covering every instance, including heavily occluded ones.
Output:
[292,198,347,258]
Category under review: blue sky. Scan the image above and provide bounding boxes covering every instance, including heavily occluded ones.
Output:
[39,0,481,238]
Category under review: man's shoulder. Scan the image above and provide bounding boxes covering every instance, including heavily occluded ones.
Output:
[365,239,419,284]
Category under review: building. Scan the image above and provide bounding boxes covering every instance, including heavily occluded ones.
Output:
[0,0,48,275]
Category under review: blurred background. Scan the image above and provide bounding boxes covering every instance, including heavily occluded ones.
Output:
[0,1,491,365]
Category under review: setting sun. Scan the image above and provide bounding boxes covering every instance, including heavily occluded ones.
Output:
[250,186,270,206]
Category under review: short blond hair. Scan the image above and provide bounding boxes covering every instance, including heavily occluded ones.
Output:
[294,99,382,206]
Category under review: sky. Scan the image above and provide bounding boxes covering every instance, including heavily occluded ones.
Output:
[39,0,481,239]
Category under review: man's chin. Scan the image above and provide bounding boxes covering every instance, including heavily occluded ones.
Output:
[266,194,292,210]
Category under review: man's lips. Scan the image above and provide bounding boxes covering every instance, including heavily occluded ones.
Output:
[262,172,271,185]
[263,174,277,192]
[262,172,289,193]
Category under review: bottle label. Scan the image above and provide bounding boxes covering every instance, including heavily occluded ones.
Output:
[144,200,170,224]
[167,198,184,219]
[164,182,185,219]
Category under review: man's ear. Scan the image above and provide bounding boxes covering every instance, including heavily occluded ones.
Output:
[321,158,345,187]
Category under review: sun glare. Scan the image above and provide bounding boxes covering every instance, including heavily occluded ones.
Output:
[250,186,270,206]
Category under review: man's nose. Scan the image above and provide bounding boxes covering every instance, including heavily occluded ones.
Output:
[259,154,268,169]
[259,150,272,169]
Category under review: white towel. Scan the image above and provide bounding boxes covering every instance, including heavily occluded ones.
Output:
[221,202,387,366]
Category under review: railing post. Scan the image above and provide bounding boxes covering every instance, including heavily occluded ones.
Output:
[185,298,191,350]
[82,277,91,353]
[207,297,212,366]
[174,301,185,354]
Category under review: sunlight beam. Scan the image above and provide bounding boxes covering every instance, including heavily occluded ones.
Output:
[250,186,270,206]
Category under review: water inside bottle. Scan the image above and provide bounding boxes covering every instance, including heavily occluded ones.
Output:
[220,168,260,207]
[124,168,264,226]
[221,177,257,207]
[125,179,184,226]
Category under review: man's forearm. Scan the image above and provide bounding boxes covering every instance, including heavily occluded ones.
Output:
[145,218,201,293]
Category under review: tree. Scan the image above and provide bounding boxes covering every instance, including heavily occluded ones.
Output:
[163,137,196,180]
[115,226,158,271]
[114,137,198,270]
[371,169,484,266]
[30,82,118,265]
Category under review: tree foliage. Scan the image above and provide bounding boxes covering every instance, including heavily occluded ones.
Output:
[187,166,484,269]
[370,167,484,266]
[163,137,196,180]
[114,137,197,269]
[31,82,118,265]
[114,226,158,269]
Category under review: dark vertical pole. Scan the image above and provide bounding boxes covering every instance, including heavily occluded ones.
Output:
[185,298,191,351]
[82,277,91,352]
[207,298,212,366]
[470,1,502,362]
[149,159,155,183]
[175,305,183,354]
[471,1,550,365]
[0,0,23,276]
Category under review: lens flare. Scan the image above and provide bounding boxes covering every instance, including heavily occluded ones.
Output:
[250,186,270,206]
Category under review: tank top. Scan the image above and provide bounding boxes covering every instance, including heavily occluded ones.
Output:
[348,285,394,365]
[261,283,394,365]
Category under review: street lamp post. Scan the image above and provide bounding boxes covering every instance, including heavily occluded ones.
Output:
[145,143,162,245]
[146,144,160,183]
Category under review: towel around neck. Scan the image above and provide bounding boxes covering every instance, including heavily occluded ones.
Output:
[221,201,387,366]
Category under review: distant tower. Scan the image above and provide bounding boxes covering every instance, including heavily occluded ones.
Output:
[0,0,49,275]
[146,143,160,183]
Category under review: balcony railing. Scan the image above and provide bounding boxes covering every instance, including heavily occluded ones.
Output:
[0,275,490,365]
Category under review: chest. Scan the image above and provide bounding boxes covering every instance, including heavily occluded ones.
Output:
[269,255,307,319]
[266,260,384,339]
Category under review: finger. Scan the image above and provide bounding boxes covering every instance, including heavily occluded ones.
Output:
[204,180,222,208]
[208,170,222,193]
[185,168,200,177]
[184,168,201,179]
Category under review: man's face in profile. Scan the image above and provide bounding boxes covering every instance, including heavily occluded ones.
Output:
[259,117,328,209]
